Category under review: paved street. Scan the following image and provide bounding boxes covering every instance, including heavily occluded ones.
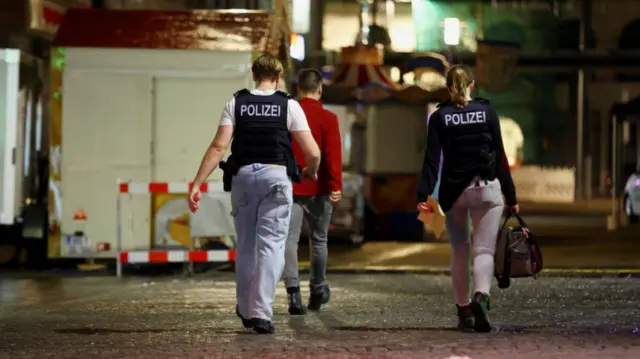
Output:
[295,213,640,273]
[299,235,640,273]
[0,273,639,359]
[301,202,640,273]
[519,199,613,214]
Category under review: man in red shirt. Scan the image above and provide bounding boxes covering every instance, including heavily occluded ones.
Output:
[283,68,342,314]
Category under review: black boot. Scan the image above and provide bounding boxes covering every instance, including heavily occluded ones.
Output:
[287,287,307,315]
[251,318,276,334]
[456,304,475,332]
[235,306,252,329]
[308,285,330,311]
[470,292,492,333]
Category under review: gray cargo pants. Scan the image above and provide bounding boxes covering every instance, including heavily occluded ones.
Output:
[282,195,333,290]
[232,164,293,321]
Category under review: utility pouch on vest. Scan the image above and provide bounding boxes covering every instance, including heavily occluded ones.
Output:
[220,155,239,192]
[286,154,302,183]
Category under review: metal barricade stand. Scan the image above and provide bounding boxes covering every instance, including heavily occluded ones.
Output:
[115,180,237,278]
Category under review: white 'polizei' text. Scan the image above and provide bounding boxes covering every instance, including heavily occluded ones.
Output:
[240,104,282,117]
[444,111,487,126]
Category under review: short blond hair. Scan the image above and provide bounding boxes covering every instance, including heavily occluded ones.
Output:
[252,54,284,82]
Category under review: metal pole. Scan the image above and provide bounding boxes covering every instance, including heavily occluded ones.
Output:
[599,113,609,196]
[305,0,324,69]
[475,2,484,41]
[474,3,483,98]
[611,115,619,230]
[188,231,195,277]
[116,188,123,278]
[636,125,640,162]
[359,0,370,46]
[585,155,592,199]
[575,0,590,200]
[576,70,585,200]
[313,0,324,68]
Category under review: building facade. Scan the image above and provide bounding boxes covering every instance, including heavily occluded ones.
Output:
[408,0,640,196]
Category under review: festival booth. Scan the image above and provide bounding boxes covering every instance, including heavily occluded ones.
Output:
[322,46,449,241]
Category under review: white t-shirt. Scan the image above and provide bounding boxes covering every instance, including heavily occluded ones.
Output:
[218,89,310,131]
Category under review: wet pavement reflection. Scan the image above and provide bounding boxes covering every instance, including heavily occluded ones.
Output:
[0,273,638,358]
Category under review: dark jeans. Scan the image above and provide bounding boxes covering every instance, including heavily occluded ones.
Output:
[282,195,332,290]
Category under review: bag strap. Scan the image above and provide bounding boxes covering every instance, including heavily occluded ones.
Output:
[502,210,528,229]
[498,214,511,280]
[500,214,510,232]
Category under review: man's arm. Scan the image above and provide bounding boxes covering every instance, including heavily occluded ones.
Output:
[323,111,342,192]
[191,101,234,187]
[417,111,442,203]
[289,100,321,173]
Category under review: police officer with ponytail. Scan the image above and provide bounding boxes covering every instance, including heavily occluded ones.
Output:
[417,65,518,333]
[188,54,321,334]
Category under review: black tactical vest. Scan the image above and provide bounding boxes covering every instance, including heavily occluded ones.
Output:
[437,99,496,186]
[231,89,292,167]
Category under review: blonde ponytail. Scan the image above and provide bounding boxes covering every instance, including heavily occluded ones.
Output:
[446,65,473,108]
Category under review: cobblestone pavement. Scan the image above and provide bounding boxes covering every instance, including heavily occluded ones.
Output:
[0,273,639,359]
[299,238,640,272]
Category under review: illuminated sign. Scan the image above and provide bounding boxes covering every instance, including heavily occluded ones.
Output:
[290,33,305,62]
[443,18,460,46]
[291,0,310,34]
[499,117,524,167]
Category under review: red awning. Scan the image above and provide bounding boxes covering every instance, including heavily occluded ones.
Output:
[52,8,272,51]
[331,63,399,89]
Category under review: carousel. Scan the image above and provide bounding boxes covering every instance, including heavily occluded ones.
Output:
[322,45,449,241]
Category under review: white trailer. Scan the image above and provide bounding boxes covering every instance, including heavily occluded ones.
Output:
[0,49,20,227]
[48,9,279,263]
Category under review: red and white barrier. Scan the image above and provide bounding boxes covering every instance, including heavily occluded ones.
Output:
[119,181,223,194]
[119,249,236,264]
[116,180,235,277]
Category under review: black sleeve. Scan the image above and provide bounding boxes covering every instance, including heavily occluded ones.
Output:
[417,111,442,203]
[487,106,517,206]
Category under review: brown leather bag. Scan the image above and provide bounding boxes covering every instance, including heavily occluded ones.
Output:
[494,212,544,289]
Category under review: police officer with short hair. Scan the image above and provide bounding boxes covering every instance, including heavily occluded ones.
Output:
[189,54,321,334]
[417,65,518,333]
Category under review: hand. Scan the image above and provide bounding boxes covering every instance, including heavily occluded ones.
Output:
[188,186,202,213]
[507,204,520,214]
[301,167,317,181]
[329,190,342,203]
[416,202,432,213]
